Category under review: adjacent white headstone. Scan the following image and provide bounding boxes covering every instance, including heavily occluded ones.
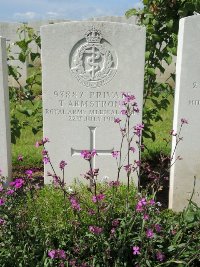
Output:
[41,21,145,184]
[169,15,200,211]
[0,36,12,182]
[0,22,27,87]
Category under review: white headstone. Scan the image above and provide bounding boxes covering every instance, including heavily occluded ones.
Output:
[0,22,27,87]
[169,15,200,211]
[0,36,12,182]
[41,21,145,184]
[28,19,70,66]
[89,16,137,24]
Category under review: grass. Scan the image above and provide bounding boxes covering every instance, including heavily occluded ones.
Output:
[143,95,174,159]
[11,100,43,167]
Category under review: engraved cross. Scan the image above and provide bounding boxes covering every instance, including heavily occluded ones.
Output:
[71,126,114,169]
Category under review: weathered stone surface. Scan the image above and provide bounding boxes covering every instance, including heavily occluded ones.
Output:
[28,19,70,66]
[41,21,145,184]
[0,36,12,183]
[169,15,200,211]
[89,16,137,24]
[0,22,27,87]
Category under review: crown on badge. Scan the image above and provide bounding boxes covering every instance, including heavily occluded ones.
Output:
[85,26,102,43]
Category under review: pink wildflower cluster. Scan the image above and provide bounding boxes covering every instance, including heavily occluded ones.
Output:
[48,249,66,259]
[10,178,24,189]
[111,151,120,159]
[25,169,33,178]
[59,160,67,170]
[0,198,5,206]
[136,197,147,212]
[146,228,154,238]
[134,123,144,137]
[92,193,105,203]
[0,218,5,225]
[122,93,139,113]
[81,149,97,161]
[156,251,165,262]
[181,118,188,124]
[69,196,81,211]
[112,219,120,227]
[17,155,23,161]
[114,118,121,124]
[83,168,99,180]
[89,225,103,235]
[35,137,49,148]
[6,189,14,195]
[109,180,120,187]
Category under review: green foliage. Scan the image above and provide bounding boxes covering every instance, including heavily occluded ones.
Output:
[7,24,42,144]
[0,179,199,266]
[126,0,200,141]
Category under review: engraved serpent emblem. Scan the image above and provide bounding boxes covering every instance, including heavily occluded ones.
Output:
[87,46,101,79]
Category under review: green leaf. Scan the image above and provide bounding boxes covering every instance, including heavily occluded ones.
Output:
[145,51,151,60]
[165,55,173,65]
[185,211,195,223]
[147,67,155,75]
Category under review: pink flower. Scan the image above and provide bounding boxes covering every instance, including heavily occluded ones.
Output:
[35,141,40,148]
[124,164,132,173]
[18,155,23,161]
[109,180,120,187]
[136,203,143,212]
[88,209,96,215]
[143,214,149,220]
[121,109,127,115]
[89,225,103,235]
[130,147,136,153]
[6,189,14,195]
[35,138,49,148]
[149,199,155,205]
[132,246,140,255]
[43,156,50,164]
[43,137,49,144]
[136,198,147,211]
[114,118,121,123]
[111,228,115,235]
[59,160,67,170]
[25,169,33,178]
[112,219,120,227]
[0,186,3,192]
[0,198,5,206]
[146,229,154,238]
[122,93,136,105]
[170,130,177,136]
[11,178,25,189]
[181,118,188,124]
[111,151,119,159]
[134,160,141,167]
[155,224,162,232]
[81,149,97,160]
[48,249,66,259]
[48,250,56,259]
[134,123,144,137]
[42,149,48,156]
[70,196,81,211]
[92,193,105,203]
[0,218,5,225]
[156,251,165,262]
[140,198,147,205]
